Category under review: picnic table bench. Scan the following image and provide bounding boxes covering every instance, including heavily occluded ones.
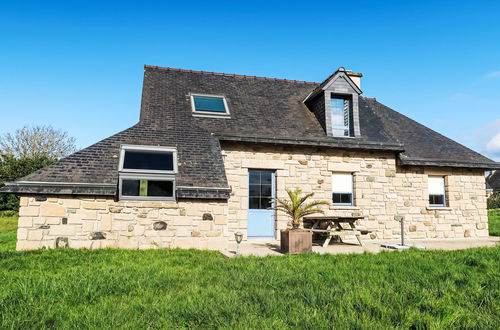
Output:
[303,216,368,248]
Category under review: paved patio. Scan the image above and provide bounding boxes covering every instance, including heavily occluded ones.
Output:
[221,236,500,257]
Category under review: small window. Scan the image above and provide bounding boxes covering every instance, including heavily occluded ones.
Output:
[191,94,229,116]
[119,145,177,174]
[428,176,446,207]
[332,173,353,205]
[120,176,175,201]
[331,97,350,137]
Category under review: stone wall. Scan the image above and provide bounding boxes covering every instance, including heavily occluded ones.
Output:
[222,144,488,241]
[17,197,228,250]
[15,144,489,250]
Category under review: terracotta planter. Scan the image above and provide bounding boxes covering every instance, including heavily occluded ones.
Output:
[280,230,312,254]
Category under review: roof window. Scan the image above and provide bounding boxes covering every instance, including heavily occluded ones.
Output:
[191,94,230,117]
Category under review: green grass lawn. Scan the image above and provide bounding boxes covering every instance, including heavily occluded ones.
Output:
[0,215,499,328]
[488,209,500,236]
[0,215,17,252]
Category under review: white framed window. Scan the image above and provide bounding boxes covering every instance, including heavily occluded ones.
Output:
[428,176,446,207]
[331,96,350,137]
[332,173,354,205]
[190,93,230,117]
[119,145,177,174]
[118,145,177,201]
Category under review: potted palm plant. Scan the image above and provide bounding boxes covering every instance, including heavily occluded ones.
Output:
[275,188,329,254]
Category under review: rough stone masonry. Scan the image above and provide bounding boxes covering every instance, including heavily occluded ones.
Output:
[16,146,488,250]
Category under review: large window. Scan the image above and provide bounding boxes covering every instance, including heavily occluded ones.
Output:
[331,97,350,137]
[118,145,177,201]
[332,173,353,205]
[428,176,446,207]
[191,94,229,117]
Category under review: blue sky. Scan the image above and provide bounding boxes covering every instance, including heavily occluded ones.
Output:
[1,0,499,160]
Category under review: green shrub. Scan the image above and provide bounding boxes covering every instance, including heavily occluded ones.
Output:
[487,192,500,209]
[0,154,56,211]
[1,210,16,217]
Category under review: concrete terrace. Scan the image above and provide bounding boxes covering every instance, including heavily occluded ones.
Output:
[222,237,500,257]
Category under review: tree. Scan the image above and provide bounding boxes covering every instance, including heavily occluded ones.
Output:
[0,154,57,211]
[275,188,329,229]
[0,125,77,211]
[0,125,76,159]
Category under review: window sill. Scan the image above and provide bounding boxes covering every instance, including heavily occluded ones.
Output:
[426,206,452,211]
[330,205,360,210]
[192,112,230,119]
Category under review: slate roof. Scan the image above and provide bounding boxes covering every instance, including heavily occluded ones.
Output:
[2,65,499,197]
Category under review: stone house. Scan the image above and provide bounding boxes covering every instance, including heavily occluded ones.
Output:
[2,65,499,250]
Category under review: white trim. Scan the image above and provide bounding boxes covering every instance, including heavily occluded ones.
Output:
[332,172,354,206]
[118,173,176,201]
[119,144,178,174]
[428,176,447,207]
[190,93,230,117]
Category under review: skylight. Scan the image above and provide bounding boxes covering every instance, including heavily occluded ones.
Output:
[191,94,229,117]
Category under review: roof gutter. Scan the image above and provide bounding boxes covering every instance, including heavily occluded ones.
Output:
[0,181,117,195]
[213,133,405,152]
[399,158,500,169]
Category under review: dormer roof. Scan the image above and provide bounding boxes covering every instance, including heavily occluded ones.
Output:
[304,67,362,103]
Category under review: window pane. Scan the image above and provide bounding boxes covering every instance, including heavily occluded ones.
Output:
[249,197,260,209]
[261,171,273,184]
[332,193,342,204]
[261,184,272,197]
[340,193,352,204]
[249,171,260,184]
[331,97,350,136]
[331,128,348,136]
[193,96,227,113]
[122,180,140,196]
[261,197,272,209]
[429,195,445,206]
[123,150,173,171]
[147,180,174,197]
[249,184,260,197]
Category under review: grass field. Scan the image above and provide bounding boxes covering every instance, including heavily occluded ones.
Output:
[0,215,499,328]
[0,215,17,252]
[488,209,500,236]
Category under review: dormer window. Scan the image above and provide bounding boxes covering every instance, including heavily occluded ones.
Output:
[331,96,350,137]
[118,145,177,201]
[303,67,362,138]
[191,94,230,117]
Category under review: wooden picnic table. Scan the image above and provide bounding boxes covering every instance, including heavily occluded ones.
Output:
[303,216,366,248]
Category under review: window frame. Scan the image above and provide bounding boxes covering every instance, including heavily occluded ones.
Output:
[118,173,176,201]
[190,93,230,118]
[428,176,447,207]
[118,145,178,175]
[332,173,354,206]
[330,94,351,137]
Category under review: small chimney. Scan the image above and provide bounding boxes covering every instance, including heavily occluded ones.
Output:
[346,70,363,89]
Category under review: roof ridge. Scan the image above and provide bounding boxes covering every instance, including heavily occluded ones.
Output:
[144,65,318,85]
